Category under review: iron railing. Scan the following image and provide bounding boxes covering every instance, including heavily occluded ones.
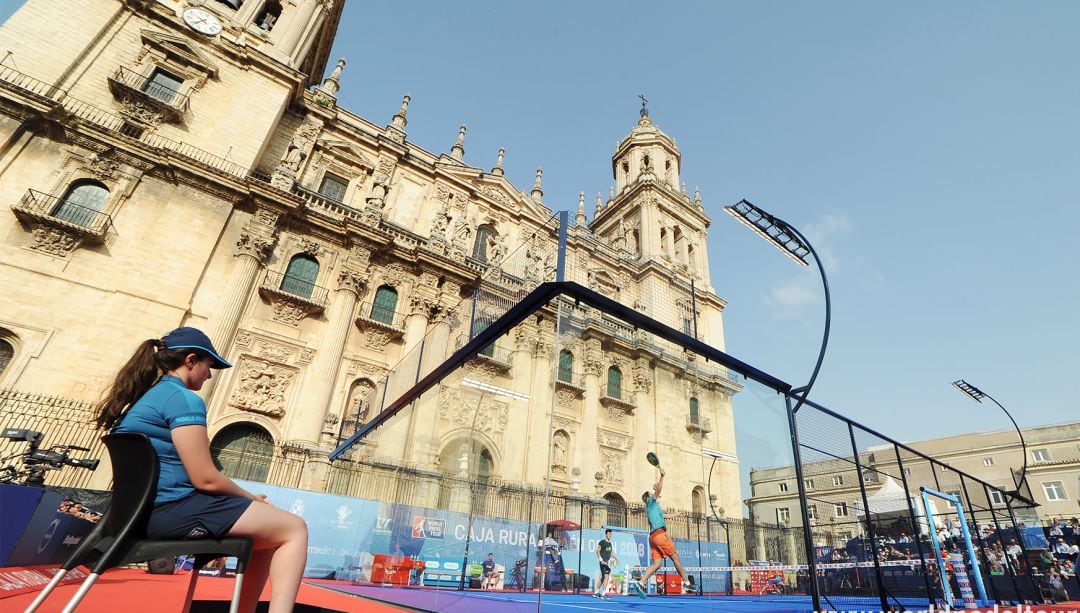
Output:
[11,189,114,239]
[107,66,190,115]
[261,269,328,307]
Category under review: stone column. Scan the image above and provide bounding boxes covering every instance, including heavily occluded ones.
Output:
[210,216,277,351]
[580,339,603,488]
[272,0,318,56]
[286,266,366,447]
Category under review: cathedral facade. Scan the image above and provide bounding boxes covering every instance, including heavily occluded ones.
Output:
[0,0,742,521]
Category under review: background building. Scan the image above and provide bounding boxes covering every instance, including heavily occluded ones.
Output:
[0,0,742,521]
[747,420,1080,542]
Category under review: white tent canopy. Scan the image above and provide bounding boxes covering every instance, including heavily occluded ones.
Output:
[854,476,939,532]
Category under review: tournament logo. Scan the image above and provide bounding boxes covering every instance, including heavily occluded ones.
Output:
[330,505,354,530]
[412,516,445,539]
[38,518,60,554]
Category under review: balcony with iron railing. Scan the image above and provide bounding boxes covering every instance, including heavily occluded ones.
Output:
[107,67,190,123]
[258,270,328,316]
[10,189,114,242]
[454,333,513,371]
[686,413,713,434]
[0,65,246,178]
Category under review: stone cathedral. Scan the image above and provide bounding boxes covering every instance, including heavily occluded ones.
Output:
[0,0,742,520]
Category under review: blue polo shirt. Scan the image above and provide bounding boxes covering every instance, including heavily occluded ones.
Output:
[646,496,665,531]
[114,375,206,505]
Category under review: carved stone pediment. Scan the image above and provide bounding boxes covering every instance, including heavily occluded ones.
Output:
[139,29,219,76]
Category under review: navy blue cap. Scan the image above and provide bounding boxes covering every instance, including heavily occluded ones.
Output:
[161,327,233,369]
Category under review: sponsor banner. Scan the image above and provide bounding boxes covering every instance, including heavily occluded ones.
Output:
[235,480,729,591]
[0,484,44,565]
[950,554,977,609]
[0,565,89,599]
[5,492,96,567]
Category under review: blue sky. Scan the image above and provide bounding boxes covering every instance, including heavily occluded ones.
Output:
[3,1,1077,447]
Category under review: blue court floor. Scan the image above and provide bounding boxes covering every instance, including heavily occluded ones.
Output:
[311,583,927,613]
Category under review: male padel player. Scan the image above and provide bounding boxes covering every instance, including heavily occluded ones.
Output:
[634,468,695,597]
[594,528,619,599]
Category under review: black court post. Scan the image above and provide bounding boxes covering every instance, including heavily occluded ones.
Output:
[848,422,889,613]
[785,394,822,611]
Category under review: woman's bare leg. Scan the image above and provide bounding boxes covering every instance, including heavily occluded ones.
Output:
[228,503,308,613]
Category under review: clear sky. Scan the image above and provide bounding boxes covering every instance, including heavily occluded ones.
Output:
[3,1,1078,447]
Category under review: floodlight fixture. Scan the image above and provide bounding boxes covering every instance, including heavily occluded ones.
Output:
[951,379,1027,496]
[701,447,737,462]
[724,199,831,416]
[724,199,810,267]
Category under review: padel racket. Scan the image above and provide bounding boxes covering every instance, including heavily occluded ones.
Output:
[646,451,660,468]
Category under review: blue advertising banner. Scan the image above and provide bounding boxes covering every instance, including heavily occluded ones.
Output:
[0,484,44,565]
[237,480,729,593]
[6,492,97,566]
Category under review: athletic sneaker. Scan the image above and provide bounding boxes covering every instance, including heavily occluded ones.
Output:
[682,576,696,593]
[632,580,647,598]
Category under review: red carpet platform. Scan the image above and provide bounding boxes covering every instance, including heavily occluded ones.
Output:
[1,567,409,612]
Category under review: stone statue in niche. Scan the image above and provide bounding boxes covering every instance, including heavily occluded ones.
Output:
[488,232,506,264]
[553,432,568,466]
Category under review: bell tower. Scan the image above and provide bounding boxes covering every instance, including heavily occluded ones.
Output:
[592,101,713,289]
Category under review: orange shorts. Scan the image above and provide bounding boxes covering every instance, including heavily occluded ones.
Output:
[648,528,677,561]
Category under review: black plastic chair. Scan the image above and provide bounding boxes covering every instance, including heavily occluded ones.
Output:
[26,433,253,613]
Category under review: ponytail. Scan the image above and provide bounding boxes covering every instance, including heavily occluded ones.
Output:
[95,339,205,429]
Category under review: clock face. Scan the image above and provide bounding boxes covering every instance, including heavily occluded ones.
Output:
[182,8,222,36]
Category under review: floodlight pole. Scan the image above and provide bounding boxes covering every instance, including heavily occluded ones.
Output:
[724,199,831,415]
[952,380,1028,496]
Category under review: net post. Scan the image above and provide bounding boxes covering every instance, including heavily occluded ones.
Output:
[784,394,821,611]
[848,422,890,613]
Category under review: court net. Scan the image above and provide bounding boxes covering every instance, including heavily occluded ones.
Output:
[617,560,930,598]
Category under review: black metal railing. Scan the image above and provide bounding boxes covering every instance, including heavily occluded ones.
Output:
[262,270,328,306]
[109,66,190,112]
[360,301,405,329]
[11,189,114,238]
[1,65,246,178]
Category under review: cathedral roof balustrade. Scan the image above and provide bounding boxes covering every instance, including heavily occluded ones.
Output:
[0,65,247,179]
[291,184,364,224]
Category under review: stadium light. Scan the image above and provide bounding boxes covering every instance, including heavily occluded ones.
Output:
[461,378,531,401]
[724,199,831,414]
[952,379,1028,496]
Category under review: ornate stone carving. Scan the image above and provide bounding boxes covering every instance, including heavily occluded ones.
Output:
[270,296,316,326]
[552,430,569,472]
[598,429,631,451]
[362,328,395,350]
[336,267,367,295]
[296,237,322,256]
[553,415,578,434]
[256,340,294,363]
[235,229,275,262]
[234,330,254,349]
[436,387,509,435]
[605,405,626,423]
[298,348,315,364]
[85,152,120,180]
[599,449,625,485]
[119,92,163,126]
[633,363,652,394]
[228,358,297,418]
[481,185,514,208]
[27,225,82,256]
[275,117,321,177]
[555,388,579,408]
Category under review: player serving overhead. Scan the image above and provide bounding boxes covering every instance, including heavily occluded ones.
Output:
[633,452,696,598]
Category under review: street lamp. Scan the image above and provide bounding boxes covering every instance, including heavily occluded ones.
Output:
[951,379,1028,495]
[724,199,831,414]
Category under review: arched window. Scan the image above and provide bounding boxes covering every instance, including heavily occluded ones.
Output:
[0,338,13,378]
[53,180,108,227]
[370,285,398,325]
[603,492,627,527]
[607,366,622,400]
[472,224,495,262]
[692,486,705,517]
[280,254,319,299]
[255,0,281,30]
[210,423,274,483]
[557,350,574,383]
[689,397,700,424]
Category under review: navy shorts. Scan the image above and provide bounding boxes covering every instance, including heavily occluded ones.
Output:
[147,492,253,540]
[599,562,611,576]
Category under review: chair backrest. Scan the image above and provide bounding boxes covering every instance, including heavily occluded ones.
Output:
[100,433,160,543]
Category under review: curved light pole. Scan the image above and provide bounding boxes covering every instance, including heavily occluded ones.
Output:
[724,199,831,414]
[951,379,1028,495]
